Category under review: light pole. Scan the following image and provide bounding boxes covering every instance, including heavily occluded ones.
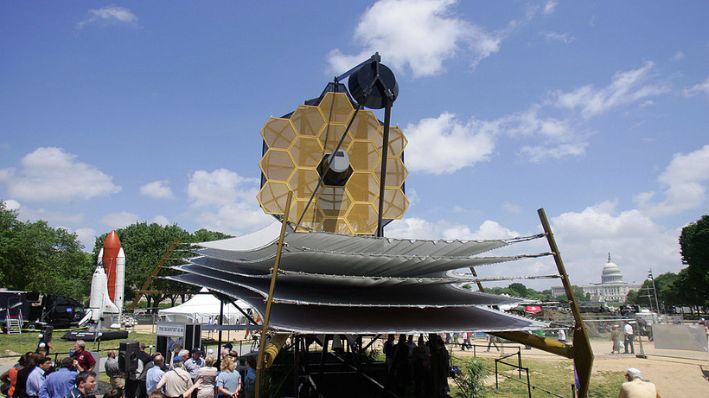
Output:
[648,269,661,314]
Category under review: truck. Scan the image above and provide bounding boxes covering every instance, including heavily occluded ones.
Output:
[0,290,86,331]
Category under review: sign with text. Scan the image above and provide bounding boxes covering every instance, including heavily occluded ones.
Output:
[156,322,186,337]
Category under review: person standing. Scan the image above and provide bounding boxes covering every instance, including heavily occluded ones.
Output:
[104,351,124,391]
[183,350,204,381]
[63,371,97,398]
[1,352,30,398]
[15,353,41,398]
[26,357,53,398]
[194,356,217,398]
[156,357,201,398]
[610,325,623,354]
[486,334,499,352]
[70,342,95,373]
[39,357,78,398]
[242,356,256,398]
[618,368,661,398]
[136,343,152,398]
[145,355,165,395]
[215,357,240,398]
[412,336,431,398]
[624,322,635,354]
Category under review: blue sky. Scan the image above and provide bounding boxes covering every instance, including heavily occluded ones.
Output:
[1,1,708,288]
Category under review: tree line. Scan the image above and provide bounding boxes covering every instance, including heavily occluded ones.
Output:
[2,201,707,313]
[626,215,709,314]
[0,201,231,311]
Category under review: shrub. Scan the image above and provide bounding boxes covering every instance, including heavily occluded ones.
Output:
[454,358,488,398]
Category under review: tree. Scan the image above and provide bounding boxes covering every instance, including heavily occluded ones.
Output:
[92,222,233,313]
[508,283,528,298]
[0,202,92,298]
[678,215,709,309]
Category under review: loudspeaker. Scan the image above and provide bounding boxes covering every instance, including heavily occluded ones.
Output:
[184,324,201,351]
[119,340,140,376]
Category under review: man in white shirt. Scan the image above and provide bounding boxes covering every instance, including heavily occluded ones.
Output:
[624,321,635,354]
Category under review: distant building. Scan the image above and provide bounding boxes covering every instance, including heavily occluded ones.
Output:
[552,254,641,303]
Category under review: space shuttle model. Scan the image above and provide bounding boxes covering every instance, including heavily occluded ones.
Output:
[80,231,125,327]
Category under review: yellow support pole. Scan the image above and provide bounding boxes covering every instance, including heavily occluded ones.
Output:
[255,191,293,398]
[476,209,593,397]
[537,208,593,397]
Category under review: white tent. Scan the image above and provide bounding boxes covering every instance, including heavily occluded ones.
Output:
[158,288,252,325]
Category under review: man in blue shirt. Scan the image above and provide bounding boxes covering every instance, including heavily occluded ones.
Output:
[183,349,204,380]
[26,357,53,398]
[64,371,96,398]
[39,357,78,398]
[145,354,165,395]
[242,356,256,398]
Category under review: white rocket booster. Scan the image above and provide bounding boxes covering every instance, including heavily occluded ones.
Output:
[88,264,120,322]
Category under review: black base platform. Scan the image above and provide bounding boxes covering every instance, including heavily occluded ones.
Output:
[61,330,129,341]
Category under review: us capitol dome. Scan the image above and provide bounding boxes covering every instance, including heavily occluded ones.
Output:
[552,253,641,303]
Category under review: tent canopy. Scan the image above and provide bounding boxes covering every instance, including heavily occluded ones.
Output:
[158,287,252,324]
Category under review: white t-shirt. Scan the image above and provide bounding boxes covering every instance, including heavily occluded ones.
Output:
[624,324,634,335]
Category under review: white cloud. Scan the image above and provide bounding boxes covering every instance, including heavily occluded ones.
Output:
[101,211,139,229]
[551,202,681,284]
[74,227,97,251]
[683,77,709,97]
[327,0,501,78]
[385,200,682,286]
[140,180,174,199]
[636,145,709,217]
[151,215,171,226]
[385,217,518,240]
[0,147,120,202]
[77,6,137,29]
[554,62,670,118]
[543,31,574,44]
[404,113,495,174]
[2,199,21,211]
[187,169,273,235]
[543,0,558,15]
[520,142,587,162]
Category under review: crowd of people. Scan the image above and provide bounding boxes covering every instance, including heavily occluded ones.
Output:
[382,334,450,398]
[0,341,99,398]
[0,341,258,398]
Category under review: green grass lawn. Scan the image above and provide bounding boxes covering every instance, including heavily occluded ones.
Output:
[450,354,624,398]
[0,330,155,361]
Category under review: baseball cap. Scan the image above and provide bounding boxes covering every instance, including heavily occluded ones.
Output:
[173,356,183,364]
[626,368,642,379]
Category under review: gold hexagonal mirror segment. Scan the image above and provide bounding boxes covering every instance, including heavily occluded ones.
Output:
[290,106,326,137]
[319,124,353,153]
[348,110,383,147]
[387,126,407,157]
[259,149,296,182]
[258,181,291,215]
[287,168,320,197]
[290,136,324,168]
[319,92,355,125]
[288,198,322,232]
[321,218,354,235]
[345,203,378,236]
[316,186,351,219]
[261,118,296,149]
[381,187,409,220]
[384,156,408,188]
[345,172,379,203]
[348,141,381,172]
